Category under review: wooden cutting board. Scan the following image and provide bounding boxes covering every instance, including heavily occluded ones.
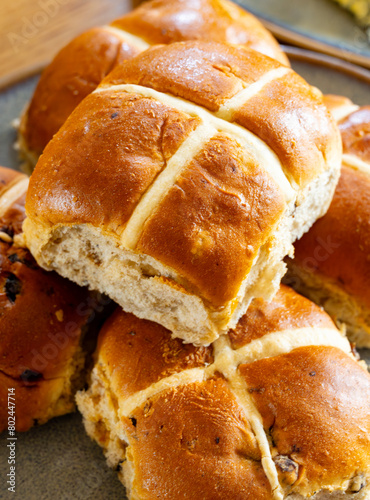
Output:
[0,0,133,90]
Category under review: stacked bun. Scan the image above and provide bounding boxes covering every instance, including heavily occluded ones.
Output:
[287,96,370,347]
[18,0,289,165]
[3,0,370,498]
[0,166,95,431]
[77,284,370,499]
[23,41,341,345]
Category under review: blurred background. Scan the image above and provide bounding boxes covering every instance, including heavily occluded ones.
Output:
[1,0,369,91]
[0,0,134,89]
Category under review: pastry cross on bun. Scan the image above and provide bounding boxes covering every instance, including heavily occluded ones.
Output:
[0,166,94,432]
[77,285,370,500]
[286,95,370,347]
[18,0,289,164]
[24,41,342,345]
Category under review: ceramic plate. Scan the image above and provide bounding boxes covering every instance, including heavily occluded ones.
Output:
[236,0,370,68]
[0,49,369,500]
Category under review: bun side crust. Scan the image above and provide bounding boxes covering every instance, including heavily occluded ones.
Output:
[339,106,370,162]
[21,28,139,157]
[293,166,370,310]
[0,243,88,380]
[0,166,90,432]
[0,371,70,432]
[287,98,370,346]
[77,285,370,499]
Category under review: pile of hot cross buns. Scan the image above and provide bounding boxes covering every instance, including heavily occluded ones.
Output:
[1,1,370,498]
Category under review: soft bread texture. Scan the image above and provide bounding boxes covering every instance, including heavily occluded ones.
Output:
[76,284,370,500]
[286,96,370,347]
[24,41,341,345]
[0,166,92,432]
[18,0,289,163]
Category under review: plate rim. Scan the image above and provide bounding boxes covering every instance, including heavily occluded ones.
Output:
[283,44,370,83]
[234,0,370,69]
[268,21,370,69]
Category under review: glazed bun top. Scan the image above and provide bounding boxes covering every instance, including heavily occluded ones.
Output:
[324,94,370,162]
[25,41,341,309]
[88,284,370,499]
[111,0,289,63]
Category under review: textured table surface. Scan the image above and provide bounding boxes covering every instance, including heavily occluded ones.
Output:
[0,0,132,90]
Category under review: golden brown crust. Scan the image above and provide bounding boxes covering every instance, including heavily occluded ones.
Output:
[0,243,88,380]
[104,41,280,112]
[0,371,73,432]
[22,28,139,156]
[0,239,89,433]
[234,71,334,186]
[240,345,370,495]
[137,133,285,305]
[22,0,288,156]
[113,0,288,64]
[0,168,27,236]
[0,166,90,432]
[26,41,340,313]
[81,285,370,498]
[123,378,272,500]
[229,284,336,349]
[294,165,370,309]
[290,100,370,341]
[339,106,370,162]
[323,94,354,112]
[104,41,335,187]
[0,167,25,196]
[1,194,26,236]
[27,91,200,232]
[97,308,213,398]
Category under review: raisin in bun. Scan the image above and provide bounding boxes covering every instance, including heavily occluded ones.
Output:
[24,41,341,346]
[286,95,370,347]
[0,166,94,432]
[77,284,370,500]
[18,0,289,165]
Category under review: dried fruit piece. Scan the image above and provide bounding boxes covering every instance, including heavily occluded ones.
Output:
[20,370,43,383]
[349,473,366,493]
[274,455,299,486]
[4,273,22,303]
